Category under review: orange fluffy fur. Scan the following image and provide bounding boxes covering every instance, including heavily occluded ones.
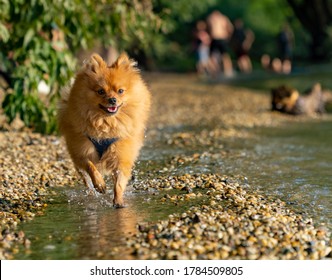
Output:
[58,53,151,207]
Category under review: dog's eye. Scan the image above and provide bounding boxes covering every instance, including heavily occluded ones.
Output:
[118,89,124,94]
[97,89,105,95]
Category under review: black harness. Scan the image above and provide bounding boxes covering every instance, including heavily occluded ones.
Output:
[88,136,119,159]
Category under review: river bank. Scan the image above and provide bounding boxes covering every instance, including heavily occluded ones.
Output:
[0,73,331,259]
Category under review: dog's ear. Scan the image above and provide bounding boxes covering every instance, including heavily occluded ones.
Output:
[83,53,106,73]
[115,53,130,66]
[112,52,138,71]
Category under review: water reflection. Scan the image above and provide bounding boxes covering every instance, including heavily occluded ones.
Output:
[16,184,190,260]
[71,191,141,259]
[17,188,149,259]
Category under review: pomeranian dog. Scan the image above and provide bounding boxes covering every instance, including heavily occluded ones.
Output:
[58,53,151,207]
[271,83,329,115]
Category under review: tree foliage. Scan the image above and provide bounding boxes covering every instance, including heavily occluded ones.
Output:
[287,0,332,60]
[0,0,162,133]
[1,0,332,134]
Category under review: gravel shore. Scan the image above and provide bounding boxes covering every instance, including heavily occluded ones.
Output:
[129,174,331,260]
[0,73,331,259]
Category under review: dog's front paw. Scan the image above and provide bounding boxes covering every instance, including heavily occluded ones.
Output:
[87,161,106,194]
[113,197,127,208]
[113,203,127,209]
[94,183,106,194]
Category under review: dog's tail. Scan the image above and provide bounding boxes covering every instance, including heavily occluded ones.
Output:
[323,89,332,104]
[309,83,332,104]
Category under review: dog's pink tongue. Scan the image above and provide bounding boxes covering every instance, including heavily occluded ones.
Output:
[107,106,117,113]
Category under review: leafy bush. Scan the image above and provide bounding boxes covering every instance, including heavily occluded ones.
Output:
[0,0,162,134]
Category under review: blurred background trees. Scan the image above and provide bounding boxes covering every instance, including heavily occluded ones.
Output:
[287,0,332,60]
[1,0,332,134]
[0,0,162,133]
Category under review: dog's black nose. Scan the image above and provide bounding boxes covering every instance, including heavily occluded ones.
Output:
[108,97,117,105]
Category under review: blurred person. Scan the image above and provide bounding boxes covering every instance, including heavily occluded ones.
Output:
[231,18,255,73]
[206,10,234,77]
[277,23,294,74]
[261,23,294,74]
[261,54,283,73]
[194,20,215,77]
[261,54,271,70]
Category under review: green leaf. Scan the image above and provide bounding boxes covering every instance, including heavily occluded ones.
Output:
[0,23,10,42]
[23,28,35,48]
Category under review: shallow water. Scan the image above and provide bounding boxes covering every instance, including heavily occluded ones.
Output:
[15,186,205,260]
[151,120,332,228]
[15,119,332,259]
[223,120,332,227]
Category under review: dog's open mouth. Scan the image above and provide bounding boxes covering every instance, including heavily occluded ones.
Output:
[99,103,123,115]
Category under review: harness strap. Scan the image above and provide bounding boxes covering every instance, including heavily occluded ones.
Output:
[88,136,119,159]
